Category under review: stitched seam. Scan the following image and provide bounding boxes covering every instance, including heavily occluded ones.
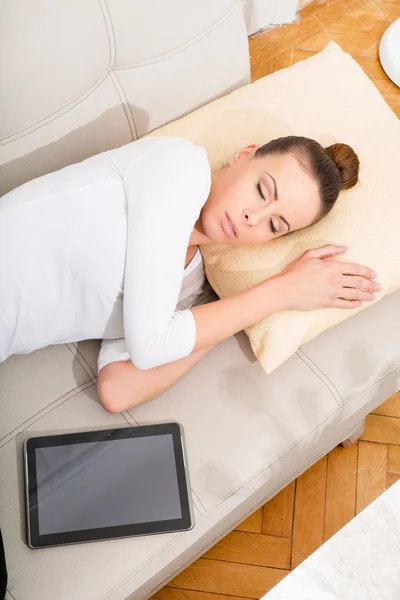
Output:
[203,417,343,513]
[0,384,80,444]
[299,353,400,407]
[202,360,400,514]
[68,344,96,380]
[297,348,342,406]
[108,72,136,140]
[343,362,400,404]
[77,349,96,379]
[0,1,238,146]
[113,1,238,70]
[6,591,16,600]
[125,412,139,426]
[0,0,114,147]
[4,359,395,598]
[189,490,202,517]
[103,0,116,66]
[191,489,206,513]
[105,359,400,597]
[0,73,110,146]
[295,350,341,406]
[102,532,189,600]
[103,422,359,600]
[100,0,137,140]
[0,382,94,447]
[121,413,133,427]
[97,0,115,69]
[298,348,343,402]
[146,421,363,597]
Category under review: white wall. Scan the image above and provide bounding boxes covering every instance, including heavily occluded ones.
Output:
[241,0,299,35]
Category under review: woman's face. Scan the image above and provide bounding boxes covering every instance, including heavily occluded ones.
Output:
[200,146,322,246]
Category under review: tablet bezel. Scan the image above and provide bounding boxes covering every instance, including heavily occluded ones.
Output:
[24,422,194,549]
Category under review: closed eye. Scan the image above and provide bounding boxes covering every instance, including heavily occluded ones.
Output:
[258,181,277,234]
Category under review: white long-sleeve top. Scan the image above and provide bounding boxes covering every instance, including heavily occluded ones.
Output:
[0,137,211,368]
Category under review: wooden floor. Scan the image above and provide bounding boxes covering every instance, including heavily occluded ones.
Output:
[153,2,400,598]
[249,0,400,117]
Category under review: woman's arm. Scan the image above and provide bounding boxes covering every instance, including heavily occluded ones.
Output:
[96,272,286,412]
[190,245,378,353]
[97,245,378,412]
[96,274,285,412]
[119,138,212,370]
[115,138,378,371]
[98,346,212,413]
[191,275,283,352]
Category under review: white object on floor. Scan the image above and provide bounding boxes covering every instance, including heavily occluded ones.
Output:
[241,0,298,35]
[379,18,400,87]
[261,480,400,599]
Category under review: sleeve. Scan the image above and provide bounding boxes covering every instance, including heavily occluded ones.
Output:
[97,338,130,373]
[121,138,211,370]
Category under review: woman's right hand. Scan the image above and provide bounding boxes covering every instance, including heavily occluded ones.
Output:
[276,245,381,311]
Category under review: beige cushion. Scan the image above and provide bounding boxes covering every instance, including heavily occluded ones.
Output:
[150,42,400,373]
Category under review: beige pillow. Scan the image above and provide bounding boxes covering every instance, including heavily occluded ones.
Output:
[149,42,400,374]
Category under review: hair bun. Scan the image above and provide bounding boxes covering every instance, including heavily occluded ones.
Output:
[325,143,360,190]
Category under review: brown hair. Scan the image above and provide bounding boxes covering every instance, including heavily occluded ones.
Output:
[255,136,359,218]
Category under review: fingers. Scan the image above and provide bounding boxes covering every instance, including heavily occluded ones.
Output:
[332,299,363,309]
[340,288,376,302]
[341,275,381,293]
[304,249,378,283]
[341,263,377,279]
[306,245,348,260]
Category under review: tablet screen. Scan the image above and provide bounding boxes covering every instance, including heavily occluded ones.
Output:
[25,424,193,548]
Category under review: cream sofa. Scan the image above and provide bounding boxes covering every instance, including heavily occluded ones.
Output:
[1,2,400,600]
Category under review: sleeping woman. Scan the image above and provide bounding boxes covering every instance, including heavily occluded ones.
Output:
[0,136,380,412]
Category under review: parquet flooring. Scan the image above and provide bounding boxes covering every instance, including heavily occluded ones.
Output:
[153,396,400,600]
[249,0,400,117]
[152,1,400,598]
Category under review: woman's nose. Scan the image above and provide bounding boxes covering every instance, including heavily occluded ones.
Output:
[244,206,268,227]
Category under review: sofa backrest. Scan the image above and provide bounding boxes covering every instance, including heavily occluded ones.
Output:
[0,0,249,196]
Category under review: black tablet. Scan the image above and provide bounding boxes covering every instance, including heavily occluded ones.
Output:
[24,422,194,549]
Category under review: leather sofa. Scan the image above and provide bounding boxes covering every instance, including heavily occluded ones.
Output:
[1,2,399,599]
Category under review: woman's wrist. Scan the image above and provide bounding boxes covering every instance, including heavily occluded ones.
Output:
[191,273,287,352]
[258,273,290,314]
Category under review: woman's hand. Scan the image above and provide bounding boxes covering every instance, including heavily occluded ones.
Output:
[191,245,379,353]
[277,245,380,311]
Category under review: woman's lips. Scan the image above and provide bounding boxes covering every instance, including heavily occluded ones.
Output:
[222,211,238,239]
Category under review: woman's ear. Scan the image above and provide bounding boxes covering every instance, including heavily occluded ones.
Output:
[229,144,259,165]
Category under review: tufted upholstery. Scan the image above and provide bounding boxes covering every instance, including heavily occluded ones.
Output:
[0,0,249,196]
[1,3,400,600]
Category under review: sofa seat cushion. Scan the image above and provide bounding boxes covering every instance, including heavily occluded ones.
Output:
[0,344,336,600]
[1,290,400,600]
